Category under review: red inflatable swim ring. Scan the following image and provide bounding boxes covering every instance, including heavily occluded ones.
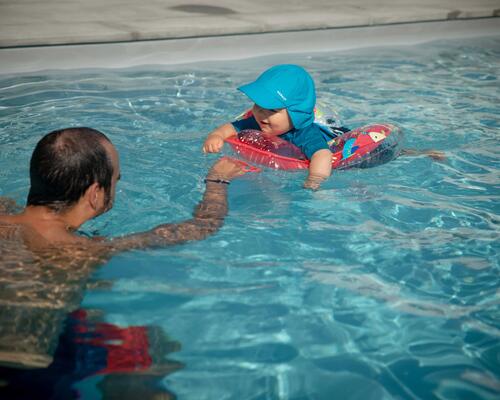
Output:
[226,123,403,170]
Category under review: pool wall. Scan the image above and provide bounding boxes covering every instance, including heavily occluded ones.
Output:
[1,18,499,75]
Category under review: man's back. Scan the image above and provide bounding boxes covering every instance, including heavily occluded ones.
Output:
[0,208,107,368]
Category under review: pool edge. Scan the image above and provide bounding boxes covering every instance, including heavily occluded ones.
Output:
[1,18,499,75]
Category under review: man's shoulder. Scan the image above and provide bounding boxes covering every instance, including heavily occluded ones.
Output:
[0,213,92,247]
[0,215,24,241]
[0,213,20,225]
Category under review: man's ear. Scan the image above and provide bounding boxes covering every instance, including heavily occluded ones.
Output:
[86,182,102,211]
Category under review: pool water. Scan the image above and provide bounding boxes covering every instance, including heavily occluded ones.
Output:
[0,35,499,399]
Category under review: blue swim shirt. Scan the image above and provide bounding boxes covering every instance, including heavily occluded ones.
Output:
[231,115,333,160]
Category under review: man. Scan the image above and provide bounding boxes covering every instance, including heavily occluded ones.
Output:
[0,126,245,249]
[0,127,247,396]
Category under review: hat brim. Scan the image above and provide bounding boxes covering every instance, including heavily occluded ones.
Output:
[238,82,286,110]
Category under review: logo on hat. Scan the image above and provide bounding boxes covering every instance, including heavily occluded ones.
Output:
[276,90,287,101]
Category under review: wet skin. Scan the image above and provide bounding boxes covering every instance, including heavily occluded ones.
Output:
[0,154,245,370]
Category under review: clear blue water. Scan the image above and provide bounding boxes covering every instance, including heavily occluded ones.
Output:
[0,35,499,399]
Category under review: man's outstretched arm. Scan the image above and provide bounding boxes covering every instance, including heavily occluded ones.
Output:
[103,157,246,253]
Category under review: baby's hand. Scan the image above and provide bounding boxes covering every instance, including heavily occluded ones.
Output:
[203,134,225,153]
[303,174,327,191]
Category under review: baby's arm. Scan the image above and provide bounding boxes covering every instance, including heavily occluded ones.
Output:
[303,149,333,190]
[203,123,237,153]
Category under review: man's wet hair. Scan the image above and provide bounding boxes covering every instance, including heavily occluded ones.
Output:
[27,127,114,212]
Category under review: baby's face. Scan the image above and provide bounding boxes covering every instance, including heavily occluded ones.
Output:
[252,104,293,135]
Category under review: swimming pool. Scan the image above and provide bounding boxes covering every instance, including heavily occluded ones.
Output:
[0,34,499,399]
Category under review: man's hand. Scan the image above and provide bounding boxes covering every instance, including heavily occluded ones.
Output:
[207,157,248,181]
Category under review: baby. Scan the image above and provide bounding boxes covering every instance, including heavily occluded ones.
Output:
[203,64,337,190]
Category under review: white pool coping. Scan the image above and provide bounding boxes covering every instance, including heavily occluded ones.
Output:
[1,18,499,75]
[1,0,499,48]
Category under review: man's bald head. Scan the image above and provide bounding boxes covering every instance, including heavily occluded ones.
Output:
[27,127,115,212]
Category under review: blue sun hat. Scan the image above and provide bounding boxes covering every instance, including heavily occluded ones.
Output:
[238,64,316,129]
